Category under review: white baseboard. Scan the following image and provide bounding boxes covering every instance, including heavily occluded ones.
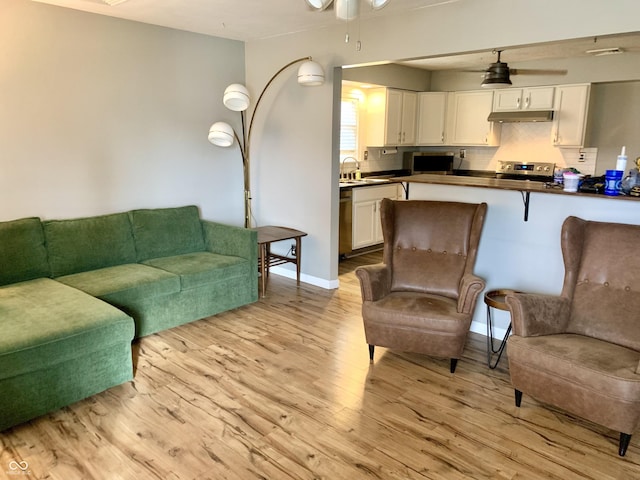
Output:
[470,320,508,340]
[269,266,339,290]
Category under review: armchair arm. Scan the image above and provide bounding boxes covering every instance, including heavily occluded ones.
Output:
[457,274,486,314]
[505,293,571,337]
[355,264,391,302]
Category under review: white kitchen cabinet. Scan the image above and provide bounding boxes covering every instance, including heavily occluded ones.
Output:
[352,184,400,249]
[416,92,447,145]
[492,86,555,111]
[551,83,591,147]
[447,90,501,146]
[366,88,417,146]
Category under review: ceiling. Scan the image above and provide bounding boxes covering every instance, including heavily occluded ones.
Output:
[33,0,640,71]
[396,32,640,71]
[33,0,458,42]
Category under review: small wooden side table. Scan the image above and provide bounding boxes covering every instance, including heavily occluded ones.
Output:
[254,226,307,298]
[484,289,521,369]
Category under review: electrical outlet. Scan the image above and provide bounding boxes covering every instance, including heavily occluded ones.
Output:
[364,150,368,160]
[291,243,297,257]
[460,149,466,159]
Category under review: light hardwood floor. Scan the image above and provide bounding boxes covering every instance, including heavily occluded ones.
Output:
[1,251,638,479]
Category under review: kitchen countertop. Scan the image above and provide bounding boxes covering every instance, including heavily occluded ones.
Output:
[339,178,393,189]
[392,173,640,202]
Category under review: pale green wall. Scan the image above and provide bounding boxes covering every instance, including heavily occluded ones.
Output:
[0,0,245,223]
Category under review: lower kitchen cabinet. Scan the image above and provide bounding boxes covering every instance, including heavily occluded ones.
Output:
[352,184,401,249]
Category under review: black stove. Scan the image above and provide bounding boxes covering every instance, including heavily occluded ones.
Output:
[495,160,555,182]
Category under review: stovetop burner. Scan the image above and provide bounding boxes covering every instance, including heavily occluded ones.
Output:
[495,160,555,182]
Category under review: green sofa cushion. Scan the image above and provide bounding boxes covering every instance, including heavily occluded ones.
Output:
[142,251,251,290]
[130,205,205,262]
[55,263,181,303]
[0,217,50,286]
[0,278,134,380]
[44,212,137,277]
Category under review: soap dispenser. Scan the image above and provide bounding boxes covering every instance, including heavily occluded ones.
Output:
[616,146,628,172]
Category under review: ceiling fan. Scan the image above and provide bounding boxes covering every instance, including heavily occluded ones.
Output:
[468,50,568,88]
[305,0,390,20]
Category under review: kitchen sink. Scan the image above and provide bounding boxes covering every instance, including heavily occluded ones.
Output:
[363,178,389,183]
[339,178,391,187]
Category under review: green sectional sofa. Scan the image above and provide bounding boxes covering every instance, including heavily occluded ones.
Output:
[0,205,257,431]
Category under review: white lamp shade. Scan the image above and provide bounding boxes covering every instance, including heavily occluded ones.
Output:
[223,83,250,111]
[208,122,235,147]
[305,0,333,10]
[297,60,325,86]
[369,0,390,9]
[336,0,359,20]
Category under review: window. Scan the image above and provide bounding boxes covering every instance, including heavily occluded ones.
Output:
[340,97,359,160]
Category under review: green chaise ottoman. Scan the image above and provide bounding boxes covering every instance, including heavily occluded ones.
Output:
[0,278,135,431]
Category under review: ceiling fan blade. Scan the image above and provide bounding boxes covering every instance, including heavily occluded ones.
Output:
[510,68,568,76]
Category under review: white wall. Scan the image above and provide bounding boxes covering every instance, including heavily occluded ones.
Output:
[245,0,640,286]
[0,0,245,224]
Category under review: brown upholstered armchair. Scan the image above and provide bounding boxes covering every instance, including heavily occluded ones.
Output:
[355,199,487,373]
[506,216,640,456]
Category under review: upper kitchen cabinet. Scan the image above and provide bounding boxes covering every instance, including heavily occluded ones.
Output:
[416,92,447,145]
[447,90,501,146]
[493,86,555,111]
[365,88,417,146]
[552,83,591,147]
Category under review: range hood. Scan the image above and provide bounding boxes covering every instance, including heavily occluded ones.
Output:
[487,110,554,123]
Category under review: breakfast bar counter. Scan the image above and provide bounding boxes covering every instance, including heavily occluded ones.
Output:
[395,175,640,342]
[393,173,640,201]
[393,173,640,222]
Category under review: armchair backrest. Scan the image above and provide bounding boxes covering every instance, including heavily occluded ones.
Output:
[381,199,487,299]
[562,216,640,350]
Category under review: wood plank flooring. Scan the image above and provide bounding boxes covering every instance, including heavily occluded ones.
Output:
[1,251,639,479]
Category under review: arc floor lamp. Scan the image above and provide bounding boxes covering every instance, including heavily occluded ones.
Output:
[208,57,325,228]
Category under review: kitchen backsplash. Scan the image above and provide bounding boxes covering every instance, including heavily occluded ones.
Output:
[362,122,597,176]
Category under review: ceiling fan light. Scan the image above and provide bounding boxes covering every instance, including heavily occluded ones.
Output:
[480,55,511,88]
[481,78,512,88]
[369,0,390,9]
[336,0,360,20]
[208,122,235,147]
[305,0,333,10]
[297,60,326,86]
[223,83,250,111]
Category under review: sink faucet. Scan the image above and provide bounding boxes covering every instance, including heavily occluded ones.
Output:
[340,156,359,181]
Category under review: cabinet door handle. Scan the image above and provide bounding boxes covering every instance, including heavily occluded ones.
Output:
[516,97,521,108]
[524,95,530,109]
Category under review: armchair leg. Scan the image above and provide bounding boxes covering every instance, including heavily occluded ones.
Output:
[450,359,458,373]
[515,389,523,407]
[619,433,632,456]
[368,345,375,363]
